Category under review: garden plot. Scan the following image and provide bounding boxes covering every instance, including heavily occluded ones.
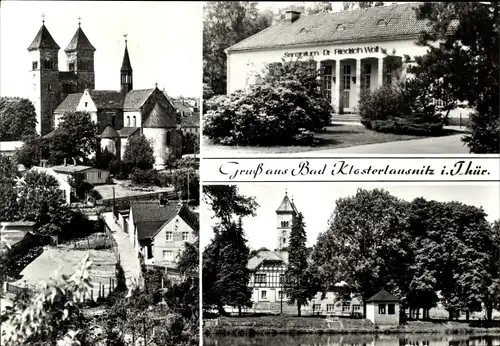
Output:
[12,247,118,299]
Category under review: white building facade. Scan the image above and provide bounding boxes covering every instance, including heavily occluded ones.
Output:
[226,3,471,119]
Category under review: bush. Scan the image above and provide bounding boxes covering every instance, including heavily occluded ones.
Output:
[130,168,159,186]
[204,58,332,146]
[462,110,500,153]
[359,81,444,136]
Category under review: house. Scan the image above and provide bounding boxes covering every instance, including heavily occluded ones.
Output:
[30,160,109,203]
[127,201,198,267]
[50,159,109,185]
[247,249,361,315]
[225,3,473,119]
[366,289,400,326]
[0,141,24,157]
[180,113,200,136]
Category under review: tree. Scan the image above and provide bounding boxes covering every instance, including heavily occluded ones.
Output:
[484,219,500,320]
[15,135,46,169]
[203,1,272,96]
[342,1,384,11]
[2,255,93,346]
[410,2,499,153]
[172,168,200,205]
[203,185,258,225]
[214,219,252,315]
[284,212,315,316]
[0,97,37,141]
[0,155,20,222]
[16,170,72,237]
[312,189,413,315]
[122,134,154,172]
[407,198,495,320]
[48,111,99,164]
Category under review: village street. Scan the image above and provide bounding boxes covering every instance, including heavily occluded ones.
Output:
[102,212,143,294]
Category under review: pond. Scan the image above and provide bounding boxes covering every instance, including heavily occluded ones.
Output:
[204,333,500,346]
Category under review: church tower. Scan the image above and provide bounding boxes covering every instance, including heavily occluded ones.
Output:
[276,191,298,250]
[64,21,96,92]
[28,19,61,135]
[120,36,133,94]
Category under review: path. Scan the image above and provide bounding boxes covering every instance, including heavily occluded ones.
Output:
[303,134,469,154]
[102,212,143,295]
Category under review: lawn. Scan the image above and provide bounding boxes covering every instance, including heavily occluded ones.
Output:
[203,124,457,155]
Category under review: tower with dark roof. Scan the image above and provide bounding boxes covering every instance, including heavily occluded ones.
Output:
[120,36,133,94]
[28,19,97,136]
[64,22,96,91]
[276,191,298,250]
[28,20,61,135]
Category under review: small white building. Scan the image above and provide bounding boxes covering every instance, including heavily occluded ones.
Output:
[366,289,400,326]
[0,141,24,157]
[127,201,198,268]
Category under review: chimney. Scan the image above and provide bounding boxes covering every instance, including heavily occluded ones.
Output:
[72,157,77,166]
[285,10,301,24]
[64,158,67,166]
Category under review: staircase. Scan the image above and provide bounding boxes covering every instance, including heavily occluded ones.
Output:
[331,113,361,123]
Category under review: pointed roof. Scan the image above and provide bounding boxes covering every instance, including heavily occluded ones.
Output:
[143,102,177,128]
[121,44,132,72]
[28,24,60,51]
[276,193,298,214]
[366,290,399,303]
[54,93,83,113]
[64,27,96,52]
[100,126,120,139]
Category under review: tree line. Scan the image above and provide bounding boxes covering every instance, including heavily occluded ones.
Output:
[202,186,500,321]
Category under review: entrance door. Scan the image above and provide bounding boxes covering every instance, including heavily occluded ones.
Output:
[342,64,351,109]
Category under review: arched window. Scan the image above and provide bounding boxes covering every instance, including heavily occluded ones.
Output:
[166,131,171,146]
[126,116,130,127]
[132,116,136,127]
[336,24,345,31]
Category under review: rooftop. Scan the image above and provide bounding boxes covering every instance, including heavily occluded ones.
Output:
[143,102,177,128]
[27,24,60,51]
[227,3,429,53]
[247,250,289,270]
[131,202,198,241]
[64,26,96,52]
[276,193,299,214]
[366,289,399,303]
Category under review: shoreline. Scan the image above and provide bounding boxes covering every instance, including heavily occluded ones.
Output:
[204,325,500,337]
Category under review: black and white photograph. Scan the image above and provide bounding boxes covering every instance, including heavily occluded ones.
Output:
[202,2,499,156]
[200,183,500,345]
[0,2,201,345]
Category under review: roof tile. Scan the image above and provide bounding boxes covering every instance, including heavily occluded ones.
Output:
[27,24,60,51]
[227,3,429,52]
[65,27,96,52]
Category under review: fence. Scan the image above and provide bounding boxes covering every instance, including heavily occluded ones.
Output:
[4,277,118,303]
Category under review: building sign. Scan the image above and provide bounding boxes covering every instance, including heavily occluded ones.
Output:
[284,46,380,58]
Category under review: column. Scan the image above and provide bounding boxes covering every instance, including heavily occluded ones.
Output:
[378,57,384,88]
[333,60,341,114]
[355,58,361,112]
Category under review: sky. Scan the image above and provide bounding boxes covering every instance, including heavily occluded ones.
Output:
[0,1,202,98]
[200,183,500,250]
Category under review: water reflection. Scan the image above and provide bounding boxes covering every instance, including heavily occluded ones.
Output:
[204,333,500,346]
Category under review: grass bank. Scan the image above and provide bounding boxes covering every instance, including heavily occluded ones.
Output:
[203,317,500,336]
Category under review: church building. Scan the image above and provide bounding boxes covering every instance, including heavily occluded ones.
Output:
[28,20,184,169]
[225,3,472,120]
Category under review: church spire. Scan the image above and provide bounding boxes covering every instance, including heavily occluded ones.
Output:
[120,34,133,94]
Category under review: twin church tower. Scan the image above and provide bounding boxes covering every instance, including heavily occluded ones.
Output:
[28,19,132,135]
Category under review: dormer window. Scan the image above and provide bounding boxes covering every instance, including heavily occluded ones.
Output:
[377,19,388,27]
[336,24,346,31]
